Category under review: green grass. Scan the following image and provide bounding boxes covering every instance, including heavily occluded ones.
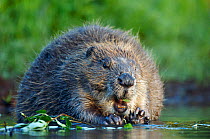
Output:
[0,0,209,84]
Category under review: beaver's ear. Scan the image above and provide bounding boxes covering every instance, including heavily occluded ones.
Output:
[86,46,96,58]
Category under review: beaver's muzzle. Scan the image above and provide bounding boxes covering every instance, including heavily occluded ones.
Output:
[118,73,135,87]
[114,99,128,113]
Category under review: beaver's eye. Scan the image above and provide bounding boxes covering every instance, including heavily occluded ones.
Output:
[102,57,112,68]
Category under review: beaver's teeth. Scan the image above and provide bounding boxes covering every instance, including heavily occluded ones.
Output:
[117,105,126,109]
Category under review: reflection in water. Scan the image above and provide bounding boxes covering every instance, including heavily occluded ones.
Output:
[72,129,162,139]
[14,129,163,139]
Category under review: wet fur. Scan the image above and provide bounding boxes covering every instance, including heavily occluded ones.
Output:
[16,25,164,124]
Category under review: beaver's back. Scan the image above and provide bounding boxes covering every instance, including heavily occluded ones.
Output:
[17,25,142,102]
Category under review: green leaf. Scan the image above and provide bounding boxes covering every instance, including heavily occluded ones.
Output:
[65,118,72,128]
[123,99,130,103]
[26,116,37,122]
[36,110,47,114]
[124,123,133,129]
[76,125,82,130]
[40,115,52,122]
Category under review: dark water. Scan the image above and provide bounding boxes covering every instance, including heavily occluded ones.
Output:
[0,106,210,138]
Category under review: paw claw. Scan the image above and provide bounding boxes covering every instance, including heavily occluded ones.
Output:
[140,110,145,117]
[135,107,141,114]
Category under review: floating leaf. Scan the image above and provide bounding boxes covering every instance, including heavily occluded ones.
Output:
[76,125,82,130]
[124,123,133,129]
[27,120,48,131]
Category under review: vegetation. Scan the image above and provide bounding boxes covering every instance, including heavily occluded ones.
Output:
[1,109,133,132]
[15,110,81,131]
[0,0,209,84]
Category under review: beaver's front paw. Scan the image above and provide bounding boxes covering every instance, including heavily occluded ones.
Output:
[127,108,150,124]
[103,114,123,125]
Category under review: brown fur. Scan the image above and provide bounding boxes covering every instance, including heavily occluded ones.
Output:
[16,24,164,124]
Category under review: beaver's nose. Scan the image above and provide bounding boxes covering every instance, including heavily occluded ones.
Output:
[118,73,135,87]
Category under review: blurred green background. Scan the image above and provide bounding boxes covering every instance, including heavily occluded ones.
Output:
[0,0,209,84]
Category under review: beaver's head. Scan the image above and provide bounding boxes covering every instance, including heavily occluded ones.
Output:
[83,43,145,116]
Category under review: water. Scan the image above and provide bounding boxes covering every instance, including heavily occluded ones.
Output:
[1,106,210,138]
[160,106,210,122]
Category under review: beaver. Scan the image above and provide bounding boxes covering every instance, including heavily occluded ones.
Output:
[16,24,164,125]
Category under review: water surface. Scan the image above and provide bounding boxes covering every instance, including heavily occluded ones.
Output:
[0,106,210,138]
